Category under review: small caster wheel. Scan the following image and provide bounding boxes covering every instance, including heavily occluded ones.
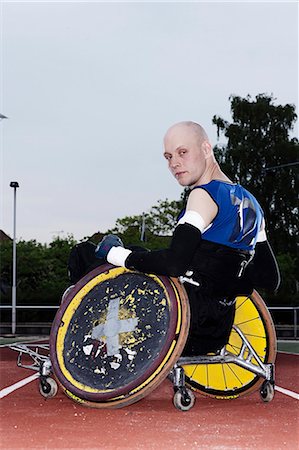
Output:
[260,381,275,403]
[39,377,58,398]
[173,388,195,411]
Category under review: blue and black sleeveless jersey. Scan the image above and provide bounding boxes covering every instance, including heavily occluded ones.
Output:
[180,180,264,252]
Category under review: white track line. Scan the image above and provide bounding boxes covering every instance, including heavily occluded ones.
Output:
[278,351,299,356]
[275,385,299,400]
[1,375,298,401]
[0,373,39,399]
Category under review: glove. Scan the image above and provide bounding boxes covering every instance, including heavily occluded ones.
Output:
[95,234,124,260]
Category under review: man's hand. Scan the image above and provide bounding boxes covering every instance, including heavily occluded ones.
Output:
[95,234,124,260]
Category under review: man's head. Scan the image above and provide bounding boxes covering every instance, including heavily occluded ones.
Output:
[163,121,214,187]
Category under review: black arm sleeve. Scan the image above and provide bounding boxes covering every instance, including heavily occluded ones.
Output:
[245,241,281,292]
[125,223,202,277]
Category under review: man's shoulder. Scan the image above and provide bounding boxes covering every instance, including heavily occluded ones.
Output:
[188,185,218,208]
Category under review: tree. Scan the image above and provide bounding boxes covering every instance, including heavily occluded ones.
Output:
[213,94,298,305]
[41,235,77,303]
[109,195,187,250]
[0,235,76,323]
[213,94,298,256]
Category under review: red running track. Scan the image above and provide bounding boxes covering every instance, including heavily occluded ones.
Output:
[0,347,298,450]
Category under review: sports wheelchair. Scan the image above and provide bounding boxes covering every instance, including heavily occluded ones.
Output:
[10,264,276,411]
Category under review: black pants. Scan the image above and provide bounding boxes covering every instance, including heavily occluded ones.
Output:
[182,285,236,355]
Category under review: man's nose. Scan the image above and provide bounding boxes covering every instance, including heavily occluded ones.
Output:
[170,156,180,169]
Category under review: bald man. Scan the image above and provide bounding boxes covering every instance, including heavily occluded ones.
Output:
[97,121,280,355]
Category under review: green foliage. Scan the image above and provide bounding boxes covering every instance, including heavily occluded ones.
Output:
[145,198,185,236]
[213,94,298,256]
[274,253,299,306]
[40,235,77,303]
[109,195,187,250]
[0,235,76,309]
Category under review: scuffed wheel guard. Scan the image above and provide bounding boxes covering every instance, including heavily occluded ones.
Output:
[50,264,190,408]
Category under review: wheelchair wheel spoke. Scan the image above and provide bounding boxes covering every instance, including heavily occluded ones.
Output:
[241,332,267,340]
[225,363,244,386]
[221,363,228,390]
[206,364,209,388]
[235,297,250,311]
[189,364,199,380]
[227,343,241,353]
[235,316,260,326]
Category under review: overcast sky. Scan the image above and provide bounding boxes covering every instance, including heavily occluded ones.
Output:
[0,1,298,244]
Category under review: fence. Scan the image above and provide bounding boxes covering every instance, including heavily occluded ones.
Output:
[0,303,298,339]
[269,306,298,339]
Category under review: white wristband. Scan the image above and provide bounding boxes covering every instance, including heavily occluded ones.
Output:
[107,246,132,267]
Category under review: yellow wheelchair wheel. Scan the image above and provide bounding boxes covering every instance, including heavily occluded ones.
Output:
[183,290,276,399]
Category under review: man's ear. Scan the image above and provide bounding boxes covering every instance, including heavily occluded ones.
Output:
[202,140,212,158]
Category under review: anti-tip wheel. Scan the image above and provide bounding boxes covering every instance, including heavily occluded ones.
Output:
[260,381,275,403]
[173,388,196,411]
[39,377,58,399]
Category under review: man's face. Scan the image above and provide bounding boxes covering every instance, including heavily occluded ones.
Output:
[163,125,207,187]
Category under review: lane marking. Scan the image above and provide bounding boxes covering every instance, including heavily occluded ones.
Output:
[0,373,39,399]
[0,375,298,402]
[278,351,299,356]
[275,385,299,400]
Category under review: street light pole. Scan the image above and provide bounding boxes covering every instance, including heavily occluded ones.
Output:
[140,213,146,242]
[10,181,19,335]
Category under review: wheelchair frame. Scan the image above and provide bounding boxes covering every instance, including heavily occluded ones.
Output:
[8,269,276,411]
[9,309,276,411]
[169,321,275,410]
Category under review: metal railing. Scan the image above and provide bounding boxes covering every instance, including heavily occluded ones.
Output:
[269,306,298,339]
[0,304,298,338]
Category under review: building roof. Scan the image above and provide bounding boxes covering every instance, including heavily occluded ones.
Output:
[0,230,12,242]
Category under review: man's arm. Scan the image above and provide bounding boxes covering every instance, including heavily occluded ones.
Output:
[245,220,281,292]
[104,189,217,277]
[124,223,201,277]
[245,240,281,292]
